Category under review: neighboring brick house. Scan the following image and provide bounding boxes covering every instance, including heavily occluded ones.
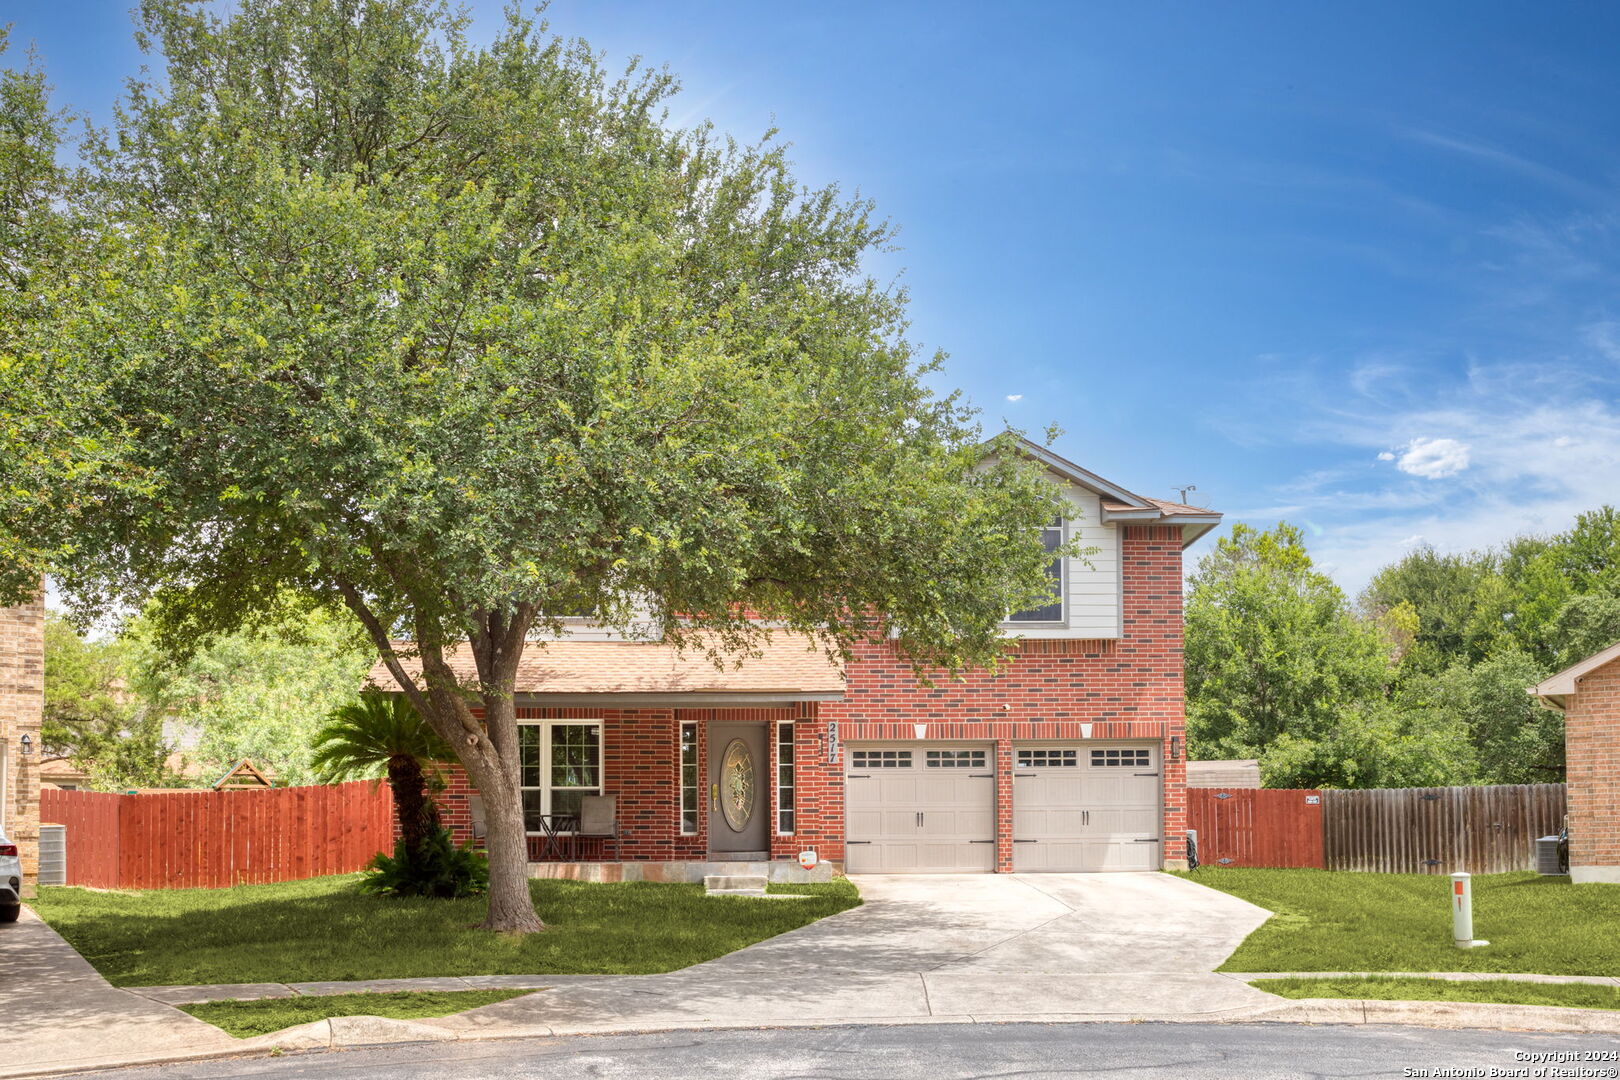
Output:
[1,595,45,896]
[378,441,1221,878]
[1531,644,1620,884]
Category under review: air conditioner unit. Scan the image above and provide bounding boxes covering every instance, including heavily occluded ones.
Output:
[1534,835,1566,876]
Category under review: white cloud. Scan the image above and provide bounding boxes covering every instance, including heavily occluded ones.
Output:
[1005,394,1023,402]
[1215,357,1620,594]
[1395,437,1471,479]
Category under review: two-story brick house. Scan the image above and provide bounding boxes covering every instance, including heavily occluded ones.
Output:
[378,440,1220,878]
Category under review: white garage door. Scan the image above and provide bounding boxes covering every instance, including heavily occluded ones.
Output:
[844,745,995,873]
[1012,743,1161,872]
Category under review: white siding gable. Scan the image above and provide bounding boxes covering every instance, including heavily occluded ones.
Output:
[1004,480,1122,640]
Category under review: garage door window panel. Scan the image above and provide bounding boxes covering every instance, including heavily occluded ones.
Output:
[852,749,913,769]
[1017,749,1078,768]
[1091,748,1151,768]
[926,749,987,769]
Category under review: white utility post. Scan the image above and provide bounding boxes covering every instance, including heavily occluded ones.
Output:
[1451,871,1489,948]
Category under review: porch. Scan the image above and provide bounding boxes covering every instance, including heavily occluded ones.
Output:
[399,634,848,870]
[524,857,837,884]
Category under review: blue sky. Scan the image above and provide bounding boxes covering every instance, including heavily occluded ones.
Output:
[10,1,1620,592]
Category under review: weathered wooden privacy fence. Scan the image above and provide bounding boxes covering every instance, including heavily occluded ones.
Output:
[39,781,393,890]
[1189,783,1567,875]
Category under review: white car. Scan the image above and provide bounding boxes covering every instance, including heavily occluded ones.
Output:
[0,831,20,923]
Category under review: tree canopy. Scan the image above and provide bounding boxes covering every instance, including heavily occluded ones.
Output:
[6,0,1065,930]
[1186,506,1620,790]
[42,615,180,791]
[126,602,375,786]
[1183,522,1466,787]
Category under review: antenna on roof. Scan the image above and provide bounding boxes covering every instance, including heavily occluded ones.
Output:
[1174,484,1198,505]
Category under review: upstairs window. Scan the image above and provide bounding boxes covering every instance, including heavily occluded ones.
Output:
[1007,517,1065,623]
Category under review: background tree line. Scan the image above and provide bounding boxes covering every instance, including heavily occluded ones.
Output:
[43,601,373,791]
[1186,507,1620,789]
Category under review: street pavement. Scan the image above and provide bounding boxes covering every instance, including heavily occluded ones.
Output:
[63,1020,1620,1079]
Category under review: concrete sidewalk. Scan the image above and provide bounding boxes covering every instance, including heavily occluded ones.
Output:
[0,907,239,1078]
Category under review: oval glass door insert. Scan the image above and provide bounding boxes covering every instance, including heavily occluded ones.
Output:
[720,738,756,832]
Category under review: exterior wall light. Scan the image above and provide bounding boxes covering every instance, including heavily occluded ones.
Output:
[1170,735,1181,761]
[18,734,31,756]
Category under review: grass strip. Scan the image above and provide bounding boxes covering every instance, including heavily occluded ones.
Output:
[34,876,860,987]
[181,988,535,1038]
[1173,868,1620,976]
[1251,975,1620,1012]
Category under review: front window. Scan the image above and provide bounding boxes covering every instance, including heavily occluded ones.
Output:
[519,722,602,831]
[1007,517,1065,623]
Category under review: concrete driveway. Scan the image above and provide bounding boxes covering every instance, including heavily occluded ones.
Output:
[435,872,1279,1035]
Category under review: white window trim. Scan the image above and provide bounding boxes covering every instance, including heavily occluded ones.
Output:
[679,721,700,836]
[776,721,795,836]
[1003,517,1067,628]
[518,719,604,835]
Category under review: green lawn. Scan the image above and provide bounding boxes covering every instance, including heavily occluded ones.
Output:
[182,989,535,1038]
[1174,868,1620,976]
[1252,975,1620,1012]
[33,876,860,987]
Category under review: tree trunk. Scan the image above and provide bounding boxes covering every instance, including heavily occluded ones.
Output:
[386,754,440,860]
[475,763,541,932]
[338,585,545,933]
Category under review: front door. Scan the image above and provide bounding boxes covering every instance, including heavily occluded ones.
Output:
[707,722,769,855]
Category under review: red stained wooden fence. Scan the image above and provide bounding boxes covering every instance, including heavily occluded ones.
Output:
[1188,788,1327,869]
[1188,784,1569,874]
[39,789,122,888]
[39,781,393,890]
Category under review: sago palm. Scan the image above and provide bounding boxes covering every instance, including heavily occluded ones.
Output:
[311,690,455,860]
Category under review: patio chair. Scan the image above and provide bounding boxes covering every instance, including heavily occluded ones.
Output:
[576,794,620,861]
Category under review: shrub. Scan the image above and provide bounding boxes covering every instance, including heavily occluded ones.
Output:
[360,827,488,899]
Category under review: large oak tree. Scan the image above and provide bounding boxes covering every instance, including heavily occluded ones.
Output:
[10,0,1064,930]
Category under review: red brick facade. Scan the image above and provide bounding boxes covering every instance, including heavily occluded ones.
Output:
[435,524,1191,872]
[1564,657,1620,883]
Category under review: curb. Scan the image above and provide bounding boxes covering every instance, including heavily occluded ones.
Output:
[11,998,1620,1078]
[1232,970,1620,988]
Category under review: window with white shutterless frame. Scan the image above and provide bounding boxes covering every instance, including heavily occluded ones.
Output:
[679,721,699,835]
[776,721,795,834]
[517,721,602,833]
[1006,516,1066,625]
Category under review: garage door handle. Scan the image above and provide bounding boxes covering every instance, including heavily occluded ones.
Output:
[1132,838,1161,843]
[1134,772,1159,777]
[846,840,873,845]
[969,773,994,778]
[969,840,995,844]
[1012,839,1038,843]
[848,774,871,779]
